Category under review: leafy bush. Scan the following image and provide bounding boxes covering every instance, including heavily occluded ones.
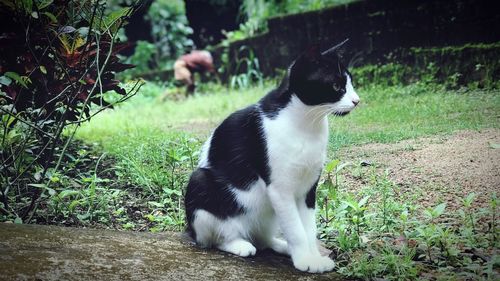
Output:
[121,40,157,78]
[0,0,142,223]
[229,46,263,89]
[120,0,194,78]
[146,0,194,67]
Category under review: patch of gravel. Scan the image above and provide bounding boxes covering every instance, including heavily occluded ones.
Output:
[337,129,500,211]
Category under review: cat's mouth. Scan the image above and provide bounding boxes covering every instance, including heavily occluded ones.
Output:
[332,111,350,116]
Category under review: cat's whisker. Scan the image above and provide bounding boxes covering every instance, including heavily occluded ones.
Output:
[311,107,333,125]
[306,107,331,124]
[305,105,331,118]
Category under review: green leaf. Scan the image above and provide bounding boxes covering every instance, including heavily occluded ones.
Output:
[344,199,359,211]
[122,222,135,229]
[42,11,57,23]
[5,113,16,127]
[28,183,47,188]
[14,217,23,224]
[100,7,131,32]
[77,213,90,221]
[58,190,79,199]
[28,183,56,196]
[464,193,476,206]
[68,200,81,211]
[47,187,56,196]
[148,201,164,208]
[358,196,370,207]
[433,202,447,217]
[22,0,32,13]
[4,72,28,88]
[336,162,352,173]
[489,142,500,149]
[39,65,47,74]
[423,209,433,220]
[400,209,409,221]
[37,0,52,9]
[325,159,340,174]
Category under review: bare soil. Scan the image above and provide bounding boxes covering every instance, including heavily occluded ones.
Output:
[337,129,500,211]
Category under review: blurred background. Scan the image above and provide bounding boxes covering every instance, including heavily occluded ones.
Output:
[115,0,499,87]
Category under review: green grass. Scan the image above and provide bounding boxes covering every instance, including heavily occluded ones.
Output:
[73,83,272,231]
[76,78,498,210]
[78,79,500,154]
[328,83,500,151]
[76,82,268,147]
[75,80,499,208]
[73,73,499,279]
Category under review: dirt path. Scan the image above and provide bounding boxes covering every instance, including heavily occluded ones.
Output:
[337,129,500,211]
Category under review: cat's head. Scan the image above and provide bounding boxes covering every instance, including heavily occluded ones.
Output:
[288,40,359,116]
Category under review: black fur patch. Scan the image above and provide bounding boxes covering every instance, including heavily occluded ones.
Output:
[305,178,319,209]
[290,45,350,106]
[208,105,271,187]
[260,74,293,119]
[185,105,272,234]
[185,168,244,226]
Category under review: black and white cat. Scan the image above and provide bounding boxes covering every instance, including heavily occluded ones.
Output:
[184,41,359,273]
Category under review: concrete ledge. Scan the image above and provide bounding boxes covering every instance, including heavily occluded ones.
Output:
[0,224,343,281]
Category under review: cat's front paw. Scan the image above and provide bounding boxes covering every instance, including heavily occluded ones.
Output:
[219,239,257,257]
[292,254,335,273]
[269,238,289,256]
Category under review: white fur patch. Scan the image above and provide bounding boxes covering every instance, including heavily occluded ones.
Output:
[263,95,328,192]
[331,75,359,114]
[198,133,213,168]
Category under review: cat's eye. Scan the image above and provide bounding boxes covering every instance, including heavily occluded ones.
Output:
[332,83,341,92]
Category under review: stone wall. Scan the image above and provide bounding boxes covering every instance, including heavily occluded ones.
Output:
[0,224,343,281]
[210,0,500,80]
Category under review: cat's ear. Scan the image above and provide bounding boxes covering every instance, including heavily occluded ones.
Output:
[289,44,321,79]
[303,44,322,62]
[291,44,321,70]
[322,38,349,57]
[294,44,322,65]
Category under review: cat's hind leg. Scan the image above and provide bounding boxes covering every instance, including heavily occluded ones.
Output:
[186,168,259,257]
[193,209,257,257]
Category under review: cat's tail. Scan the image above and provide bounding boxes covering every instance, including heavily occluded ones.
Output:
[184,167,213,241]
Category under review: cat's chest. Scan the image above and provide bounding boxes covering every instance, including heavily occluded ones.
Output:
[262,114,328,174]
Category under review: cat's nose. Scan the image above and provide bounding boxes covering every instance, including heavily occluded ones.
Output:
[352,99,360,106]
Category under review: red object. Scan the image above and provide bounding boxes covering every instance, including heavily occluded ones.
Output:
[180,50,214,73]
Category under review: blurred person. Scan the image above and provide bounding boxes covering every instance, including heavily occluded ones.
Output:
[174,50,215,95]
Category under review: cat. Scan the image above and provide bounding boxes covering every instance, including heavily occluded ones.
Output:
[184,40,359,273]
